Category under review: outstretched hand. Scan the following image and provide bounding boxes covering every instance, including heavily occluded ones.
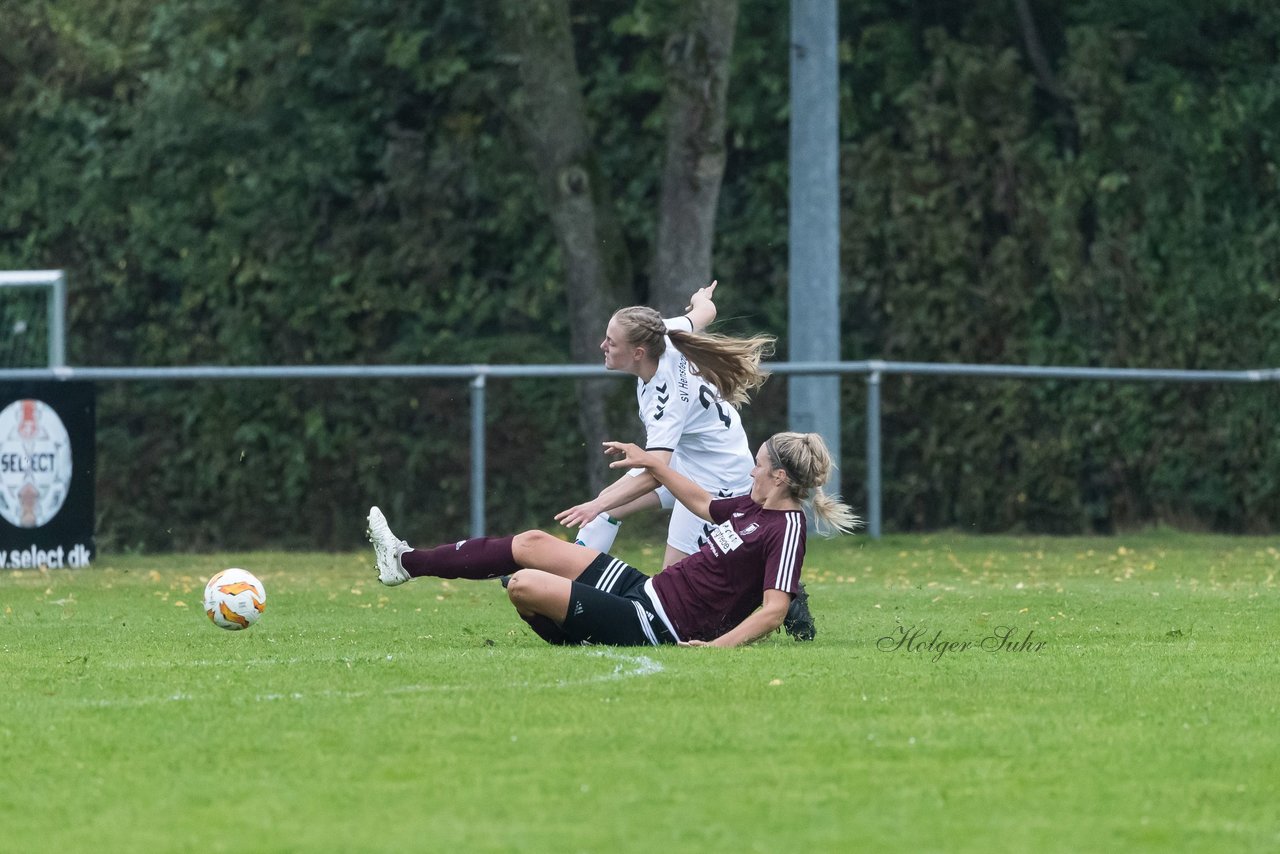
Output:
[554,501,601,529]
[602,441,656,471]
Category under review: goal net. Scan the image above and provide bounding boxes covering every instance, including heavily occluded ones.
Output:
[0,271,64,368]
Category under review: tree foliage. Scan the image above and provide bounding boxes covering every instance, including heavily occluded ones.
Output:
[1,0,1278,546]
[840,4,1280,532]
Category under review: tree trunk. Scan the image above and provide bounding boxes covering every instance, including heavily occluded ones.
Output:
[1013,0,1066,100]
[493,0,631,494]
[650,0,739,316]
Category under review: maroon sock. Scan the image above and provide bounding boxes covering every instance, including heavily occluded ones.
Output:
[399,535,521,580]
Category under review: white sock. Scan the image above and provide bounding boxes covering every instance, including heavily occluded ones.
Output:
[575,513,621,553]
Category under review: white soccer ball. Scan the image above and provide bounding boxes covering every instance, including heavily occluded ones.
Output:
[203,568,266,631]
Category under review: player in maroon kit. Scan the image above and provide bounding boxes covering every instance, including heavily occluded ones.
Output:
[366,432,859,647]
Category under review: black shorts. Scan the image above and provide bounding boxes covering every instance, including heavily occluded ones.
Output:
[562,553,678,647]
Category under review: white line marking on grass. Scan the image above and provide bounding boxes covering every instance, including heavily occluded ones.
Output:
[568,650,665,684]
[73,650,664,708]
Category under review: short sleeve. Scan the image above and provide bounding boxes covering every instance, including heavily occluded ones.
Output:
[663,315,695,334]
[762,510,806,595]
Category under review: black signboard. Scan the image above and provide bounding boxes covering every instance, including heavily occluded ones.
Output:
[0,382,95,569]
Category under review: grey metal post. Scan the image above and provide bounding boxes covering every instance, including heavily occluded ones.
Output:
[470,373,486,537]
[788,0,841,496]
[865,369,882,539]
[49,271,66,368]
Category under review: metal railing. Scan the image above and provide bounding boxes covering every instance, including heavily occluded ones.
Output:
[4,359,1279,539]
[848,360,1280,538]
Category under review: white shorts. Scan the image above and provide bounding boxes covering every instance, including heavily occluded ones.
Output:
[660,483,751,556]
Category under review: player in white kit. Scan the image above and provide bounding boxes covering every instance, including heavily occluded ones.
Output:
[556,282,761,561]
[554,282,819,640]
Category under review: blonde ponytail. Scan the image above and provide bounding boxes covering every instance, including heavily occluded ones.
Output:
[610,306,775,407]
[767,432,862,536]
[668,329,774,407]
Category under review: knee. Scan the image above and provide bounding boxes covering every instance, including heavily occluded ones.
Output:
[505,568,539,608]
[511,529,553,562]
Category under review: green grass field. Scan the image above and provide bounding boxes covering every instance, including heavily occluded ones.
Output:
[2,532,1278,852]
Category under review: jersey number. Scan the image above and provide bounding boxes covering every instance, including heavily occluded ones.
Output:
[698,386,732,428]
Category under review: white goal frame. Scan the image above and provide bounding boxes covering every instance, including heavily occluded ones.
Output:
[0,270,66,368]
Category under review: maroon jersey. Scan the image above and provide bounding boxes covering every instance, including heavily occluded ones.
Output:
[649,495,806,642]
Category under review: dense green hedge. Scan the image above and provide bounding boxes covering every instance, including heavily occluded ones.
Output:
[838,14,1280,532]
[1,1,1278,547]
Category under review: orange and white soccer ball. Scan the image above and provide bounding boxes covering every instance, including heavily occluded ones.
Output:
[203,568,266,630]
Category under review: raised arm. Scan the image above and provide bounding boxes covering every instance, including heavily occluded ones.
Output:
[678,280,718,333]
[602,441,713,522]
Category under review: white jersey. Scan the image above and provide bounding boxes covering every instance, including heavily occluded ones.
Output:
[633,317,754,494]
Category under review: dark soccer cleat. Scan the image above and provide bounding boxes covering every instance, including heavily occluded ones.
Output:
[784,582,817,641]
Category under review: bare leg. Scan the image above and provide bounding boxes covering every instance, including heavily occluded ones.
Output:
[505,569,574,622]
[506,530,599,624]
[511,530,598,578]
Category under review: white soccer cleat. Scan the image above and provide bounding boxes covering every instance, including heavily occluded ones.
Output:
[367,506,411,586]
